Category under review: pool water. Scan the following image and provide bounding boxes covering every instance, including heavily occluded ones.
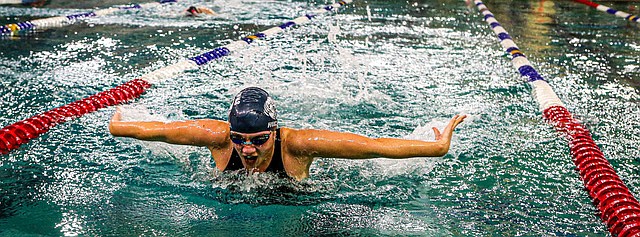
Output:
[1,0,639,236]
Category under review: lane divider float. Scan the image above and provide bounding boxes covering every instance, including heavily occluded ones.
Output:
[474,1,640,236]
[0,0,352,154]
[0,0,39,5]
[572,0,639,24]
[0,0,178,36]
[0,0,32,5]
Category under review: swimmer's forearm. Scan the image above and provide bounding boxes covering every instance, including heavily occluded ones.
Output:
[109,119,228,146]
[108,121,169,141]
[372,138,449,158]
[372,114,465,158]
[292,129,451,159]
[315,139,448,159]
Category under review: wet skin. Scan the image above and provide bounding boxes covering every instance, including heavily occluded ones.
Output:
[229,130,275,172]
[109,106,466,181]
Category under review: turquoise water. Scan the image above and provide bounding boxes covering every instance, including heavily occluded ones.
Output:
[1,0,639,236]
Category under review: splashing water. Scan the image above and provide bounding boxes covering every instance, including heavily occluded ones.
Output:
[0,0,638,236]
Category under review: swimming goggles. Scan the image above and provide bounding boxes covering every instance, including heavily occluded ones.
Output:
[230,134,271,146]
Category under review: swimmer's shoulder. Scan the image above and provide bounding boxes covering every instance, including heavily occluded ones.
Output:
[193,119,231,132]
[193,119,232,147]
[278,127,330,153]
[278,127,299,139]
[279,127,334,136]
[279,127,335,137]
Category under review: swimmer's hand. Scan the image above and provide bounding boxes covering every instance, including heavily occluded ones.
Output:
[111,106,123,123]
[108,107,123,135]
[433,114,466,142]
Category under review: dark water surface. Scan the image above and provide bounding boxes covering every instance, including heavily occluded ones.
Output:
[1,0,639,236]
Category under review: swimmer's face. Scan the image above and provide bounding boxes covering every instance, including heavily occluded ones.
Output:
[229,130,275,172]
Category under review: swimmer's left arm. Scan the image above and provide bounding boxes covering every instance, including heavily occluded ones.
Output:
[287,115,466,159]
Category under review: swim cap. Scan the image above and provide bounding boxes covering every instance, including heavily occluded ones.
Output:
[228,87,278,133]
[186,6,198,14]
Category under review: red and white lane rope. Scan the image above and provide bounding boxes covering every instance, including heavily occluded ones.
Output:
[572,0,639,24]
[0,0,177,36]
[0,0,352,154]
[474,1,640,236]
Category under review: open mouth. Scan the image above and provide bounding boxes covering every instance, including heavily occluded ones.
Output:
[244,156,258,160]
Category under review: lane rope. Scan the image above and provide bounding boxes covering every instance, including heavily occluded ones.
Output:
[474,1,640,236]
[0,0,36,5]
[0,0,352,154]
[0,0,178,36]
[572,0,639,24]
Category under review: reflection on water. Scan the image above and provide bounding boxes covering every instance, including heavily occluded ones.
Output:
[0,0,639,236]
[526,0,555,54]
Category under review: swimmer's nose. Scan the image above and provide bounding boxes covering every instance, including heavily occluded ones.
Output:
[241,145,257,155]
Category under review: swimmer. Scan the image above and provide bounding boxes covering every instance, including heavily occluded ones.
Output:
[109,87,466,180]
[185,6,216,17]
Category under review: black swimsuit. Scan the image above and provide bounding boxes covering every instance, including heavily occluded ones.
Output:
[225,128,285,172]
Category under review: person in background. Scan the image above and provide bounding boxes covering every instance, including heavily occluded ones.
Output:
[185,6,216,17]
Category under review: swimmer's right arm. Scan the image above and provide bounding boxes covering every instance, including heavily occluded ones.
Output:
[108,107,230,147]
[198,7,216,15]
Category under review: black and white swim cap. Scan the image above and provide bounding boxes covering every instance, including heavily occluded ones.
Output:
[228,87,278,133]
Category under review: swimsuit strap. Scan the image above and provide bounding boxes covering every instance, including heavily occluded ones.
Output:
[265,128,285,172]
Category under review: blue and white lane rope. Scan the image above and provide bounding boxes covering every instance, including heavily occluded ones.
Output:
[0,0,177,35]
[475,1,640,236]
[473,0,564,111]
[573,0,639,24]
[0,0,37,5]
[0,0,352,154]
[138,0,352,84]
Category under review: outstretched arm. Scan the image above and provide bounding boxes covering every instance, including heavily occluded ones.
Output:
[198,7,216,15]
[286,115,466,159]
[108,107,230,147]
